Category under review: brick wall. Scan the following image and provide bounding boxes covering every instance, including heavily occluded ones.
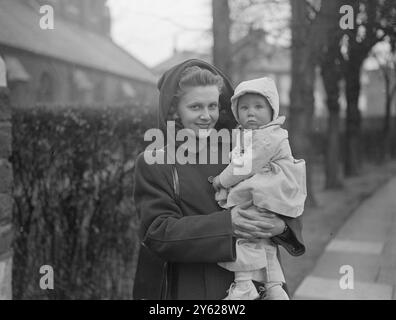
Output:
[0,56,13,300]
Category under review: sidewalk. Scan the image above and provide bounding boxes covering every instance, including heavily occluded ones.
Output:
[293,175,396,299]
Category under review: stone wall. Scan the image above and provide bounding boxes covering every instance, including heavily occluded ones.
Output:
[0,55,13,300]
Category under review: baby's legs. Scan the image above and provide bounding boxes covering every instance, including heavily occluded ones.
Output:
[221,239,268,300]
[261,244,289,300]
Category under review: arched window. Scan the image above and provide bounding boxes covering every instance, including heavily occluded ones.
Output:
[37,72,54,103]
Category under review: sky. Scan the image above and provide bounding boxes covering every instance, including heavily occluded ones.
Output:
[107,0,213,68]
[106,1,388,71]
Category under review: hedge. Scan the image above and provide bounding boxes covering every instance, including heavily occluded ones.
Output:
[11,105,155,299]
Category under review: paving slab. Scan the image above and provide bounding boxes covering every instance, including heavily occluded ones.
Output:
[310,251,381,283]
[325,239,384,255]
[336,215,392,243]
[294,276,393,300]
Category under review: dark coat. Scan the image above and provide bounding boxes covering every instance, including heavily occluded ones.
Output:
[132,59,305,300]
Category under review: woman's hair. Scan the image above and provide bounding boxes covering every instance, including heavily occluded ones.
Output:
[167,66,224,121]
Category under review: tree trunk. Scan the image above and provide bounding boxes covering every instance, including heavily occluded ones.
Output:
[289,67,317,207]
[382,70,394,160]
[326,108,343,187]
[344,59,362,176]
[322,64,343,188]
[212,0,232,79]
[320,0,343,189]
[289,0,317,207]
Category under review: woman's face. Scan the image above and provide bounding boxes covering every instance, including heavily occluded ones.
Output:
[176,85,220,135]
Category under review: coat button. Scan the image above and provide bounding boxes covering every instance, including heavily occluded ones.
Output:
[208,176,214,183]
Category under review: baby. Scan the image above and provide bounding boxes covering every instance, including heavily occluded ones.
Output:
[211,77,307,300]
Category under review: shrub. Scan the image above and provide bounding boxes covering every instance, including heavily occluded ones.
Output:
[11,105,155,299]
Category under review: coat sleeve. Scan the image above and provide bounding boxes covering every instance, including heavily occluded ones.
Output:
[133,153,236,263]
[272,215,305,256]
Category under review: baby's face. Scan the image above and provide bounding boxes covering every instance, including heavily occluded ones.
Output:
[237,93,273,129]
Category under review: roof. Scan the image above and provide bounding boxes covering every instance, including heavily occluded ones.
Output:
[0,0,156,84]
[233,29,291,74]
[152,50,211,76]
[153,30,291,76]
[4,55,31,81]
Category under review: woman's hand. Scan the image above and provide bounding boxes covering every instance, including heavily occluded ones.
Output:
[231,203,286,239]
[254,207,286,237]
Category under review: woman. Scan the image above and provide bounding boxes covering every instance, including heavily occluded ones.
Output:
[133,59,305,300]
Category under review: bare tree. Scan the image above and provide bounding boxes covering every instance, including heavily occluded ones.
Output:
[316,0,396,183]
[340,0,396,176]
[372,40,396,160]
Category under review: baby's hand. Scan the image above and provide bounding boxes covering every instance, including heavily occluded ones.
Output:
[212,176,223,191]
